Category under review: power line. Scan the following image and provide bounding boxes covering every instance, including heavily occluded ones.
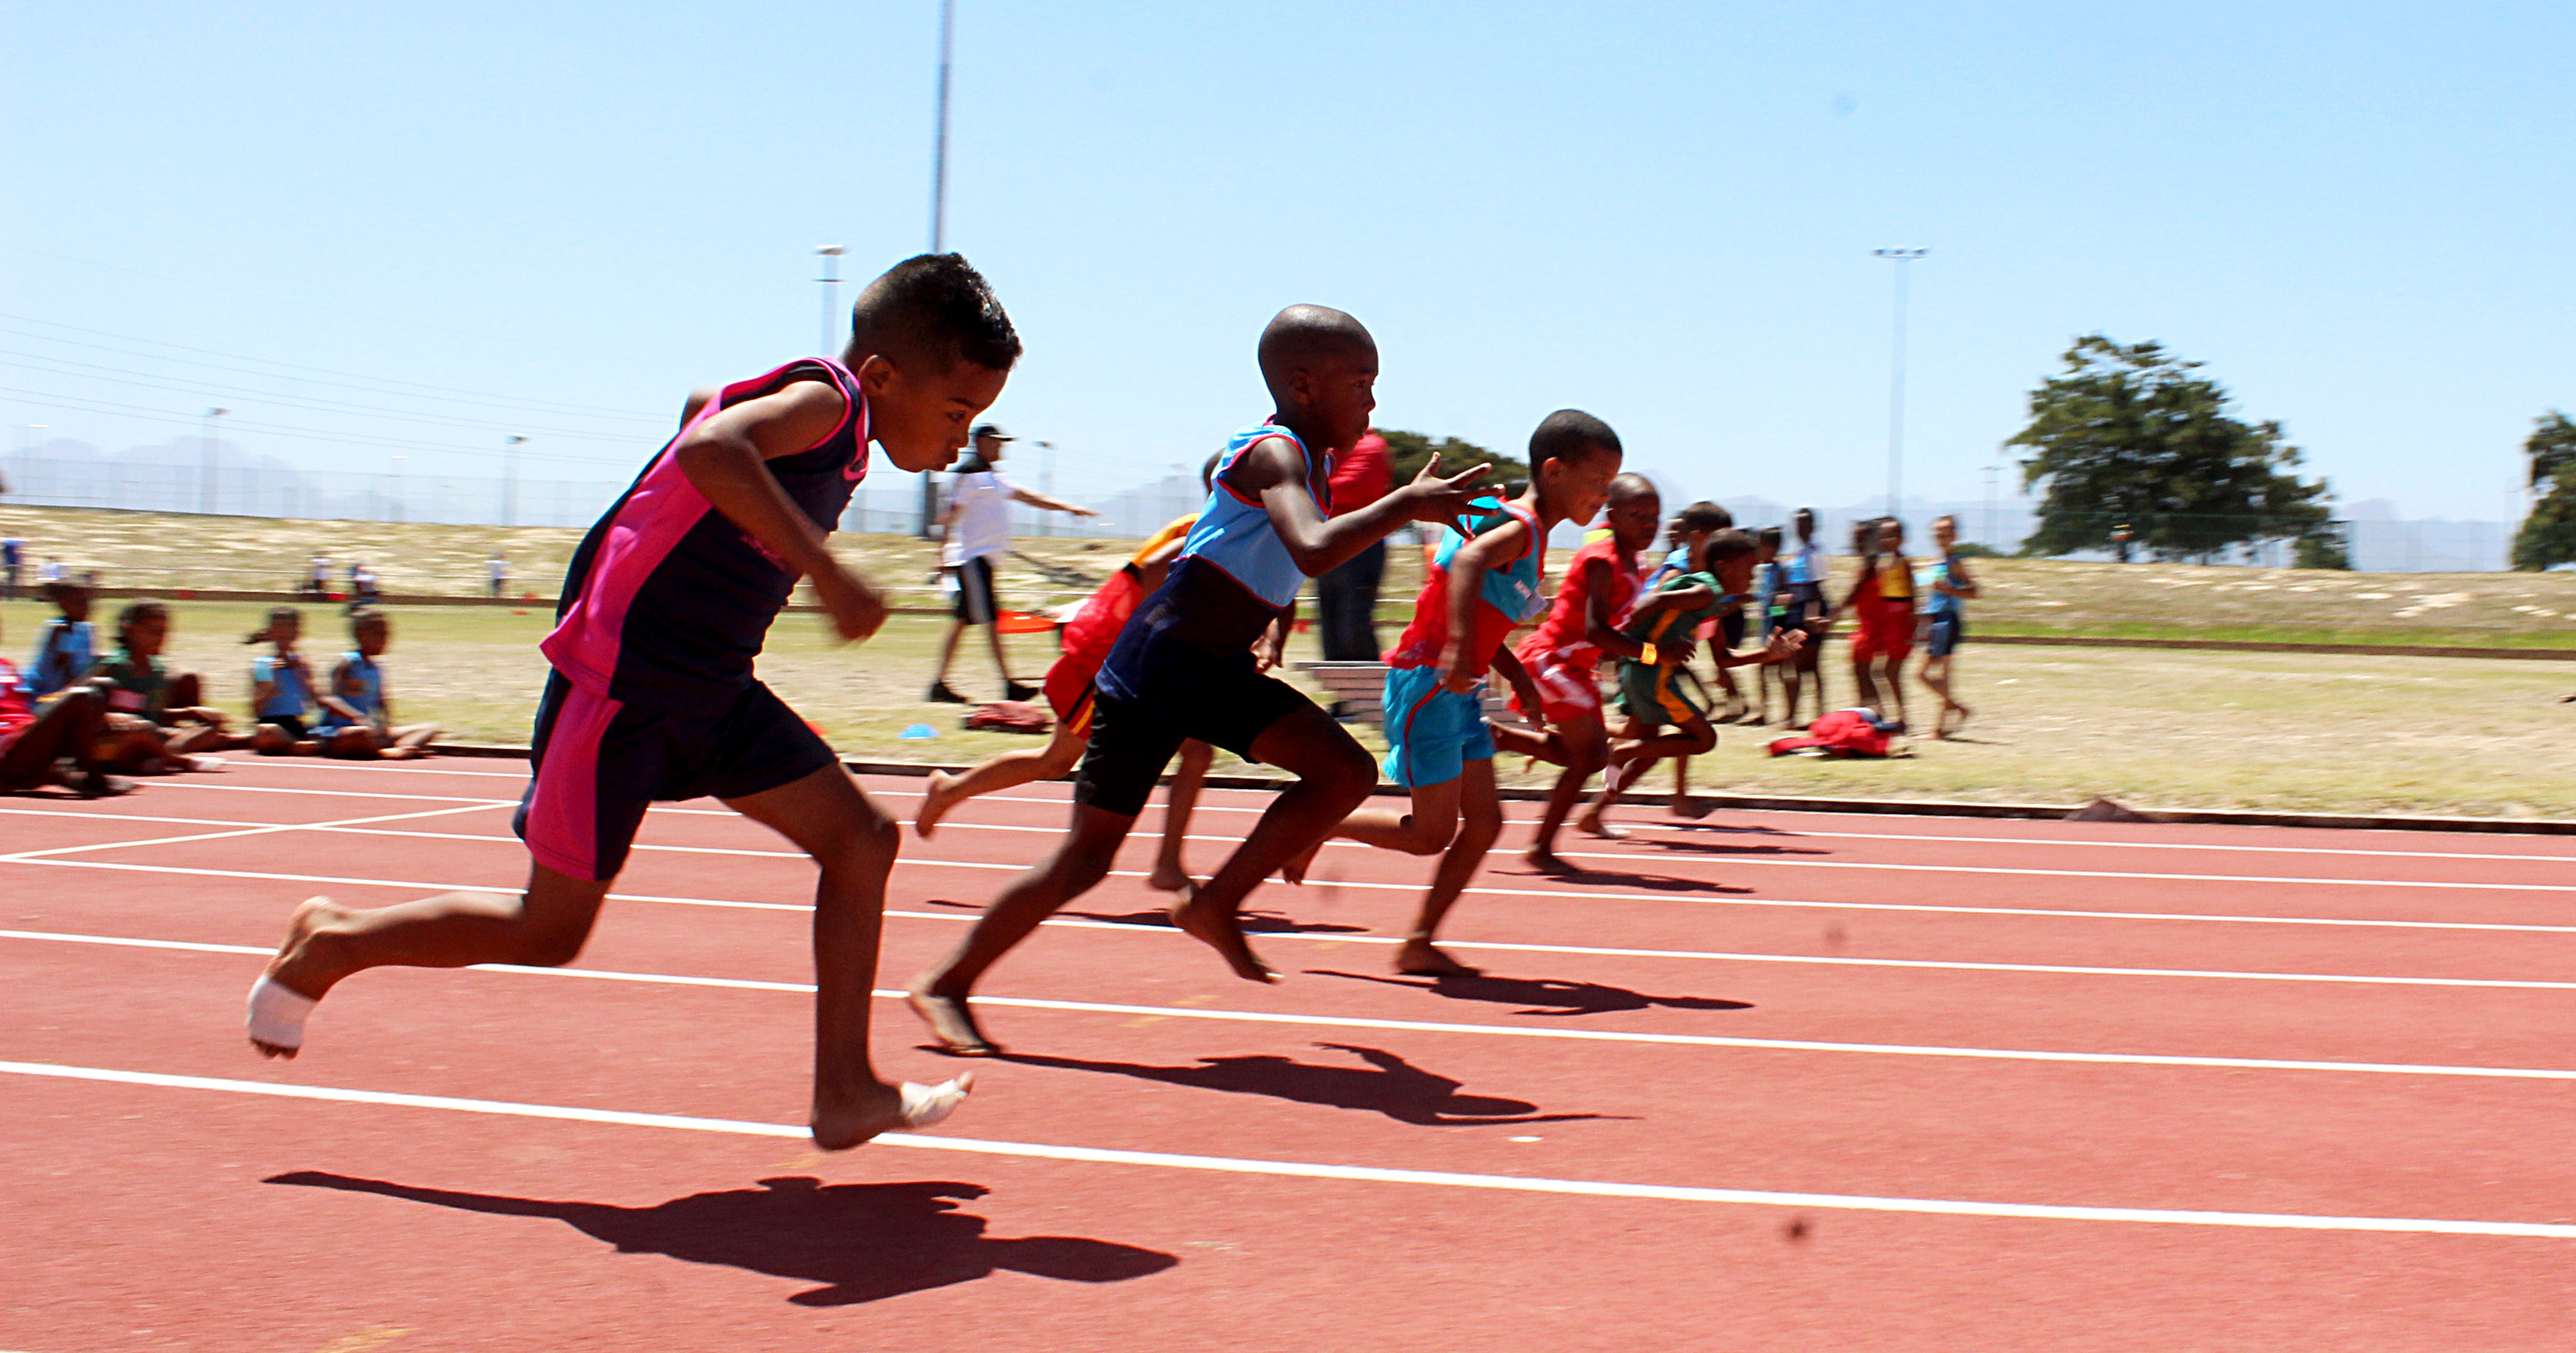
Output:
[0,353,648,443]
[0,386,645,467]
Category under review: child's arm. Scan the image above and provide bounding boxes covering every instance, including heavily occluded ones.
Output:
[1230,437,1489,578]
[1255,604,1293,673]
[1489,647,1545,730]
[1434,516,1528,693]
[670,379,886,643]
[317,658,369,727]
[1127,532,1190,592]
[1712,626,1806,669]
[1939,556,1979,599]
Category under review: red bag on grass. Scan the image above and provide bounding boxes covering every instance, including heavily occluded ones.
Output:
[1767,708,1896,759]
[963,700,1053,735]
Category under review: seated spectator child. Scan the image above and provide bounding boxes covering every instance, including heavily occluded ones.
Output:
[0,614,128,797]
[25,581,97,697]
[1581,527,1802,833]
[93,601,242,772]
[246,607,322,755]
[314,609,441,760]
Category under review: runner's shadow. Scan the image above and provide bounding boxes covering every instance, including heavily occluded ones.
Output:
[913,896,1367,934]
[1635,840,1831,857]
[264,1172,1175,1307]
[1001,1043,1611,1127]
[1307,969,1754,1018]
[1495,864,1749,893]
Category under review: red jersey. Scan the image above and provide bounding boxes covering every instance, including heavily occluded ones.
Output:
[1514,536,1640,673]
[1384,502,1546,680]
[0,659,33,739]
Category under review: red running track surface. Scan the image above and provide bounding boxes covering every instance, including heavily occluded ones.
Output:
[4,757,2574,1351]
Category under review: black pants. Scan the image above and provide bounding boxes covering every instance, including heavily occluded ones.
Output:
[1315,541,1386,661]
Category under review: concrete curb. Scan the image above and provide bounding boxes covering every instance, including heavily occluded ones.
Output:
[422,743,2576,838]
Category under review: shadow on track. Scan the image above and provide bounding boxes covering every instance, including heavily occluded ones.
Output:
[265,1172,1176,1306]
[1001,1043,1612,1127]
[1308,969,1754,1017]
[914,897,1368,934]
[1488,863,1752,893]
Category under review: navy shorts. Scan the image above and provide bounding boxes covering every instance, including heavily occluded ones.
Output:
[1075,652,1312,817]
[1926,609,1965,659]
[514,672,837,881]
[953,555,999,624]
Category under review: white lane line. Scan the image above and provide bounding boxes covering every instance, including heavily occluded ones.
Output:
[5,857,2569,989]
[35,809,2575,931]
[17,927,2576,1080]
[8,1059,2572,1238]
[123,781,515,806]
[0,804,503,863]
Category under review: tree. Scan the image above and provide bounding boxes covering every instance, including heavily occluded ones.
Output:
[1376,429,1523,493]
[2512,411,2576,571]
[2008,336,2333,562]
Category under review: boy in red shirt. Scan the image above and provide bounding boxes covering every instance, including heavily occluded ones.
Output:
[1312,411,1623,975]
[1839,516,1916,730]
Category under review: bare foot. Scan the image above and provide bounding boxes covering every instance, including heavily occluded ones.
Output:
[811,1071,976,1151]
[1575,813,1629,841]
[379,746,424,761]
[1395,938,1481,978]
[1145,863,1195,894]
[1279,839,1323,887]
[250,896,351,1058]
[906,986,1003,1057]
[1170,897,1278,984]
[914,770,962,840]
[1670,795,1717,820]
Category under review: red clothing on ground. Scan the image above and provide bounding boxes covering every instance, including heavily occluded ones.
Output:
[0,659,33,740]
[1326,432,1392,517]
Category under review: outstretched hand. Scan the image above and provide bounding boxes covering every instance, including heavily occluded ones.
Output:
[1762,627,1808,663]
[1397,455,1492,540]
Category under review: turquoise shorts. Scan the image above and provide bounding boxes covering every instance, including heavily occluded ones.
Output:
[1380,663,1494,789]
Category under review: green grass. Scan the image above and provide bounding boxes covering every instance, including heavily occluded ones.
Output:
[1971,619,2576,649]
[13,596,2574,821]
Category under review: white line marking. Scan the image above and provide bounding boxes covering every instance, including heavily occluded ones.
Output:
[127,780,515,806]
[15,927,2576,1080]
[0,804,502,862]
[7,1060,2571,1237]
[4,857,2566,989]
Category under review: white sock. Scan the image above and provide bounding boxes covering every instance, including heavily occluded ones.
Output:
[246,975,318,1050]
[897,1075,974,1129]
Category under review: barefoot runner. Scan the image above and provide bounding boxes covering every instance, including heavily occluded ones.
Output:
[907,304,1489,1055]
[1506,471,1657,872]
[246,253,1015,1148]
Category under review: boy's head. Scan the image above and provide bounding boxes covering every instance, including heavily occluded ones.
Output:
[1525,409,1623,528]
[1932,513,1958,549]
[1850,516,1880,553]
[1756,525,1783,562]
[1258,306,1378,455]
[1602,473,1661,555]
[45,580,89,621]
[352,608,392,656]
[1878,517,1907,552]
[1793,507,1817,541]
[845,253,1020,475]
[1705,527,1759,592]
[118,601,169,657]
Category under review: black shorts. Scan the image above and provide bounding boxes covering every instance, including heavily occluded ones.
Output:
[513,673,837,881]
[953,555,999,624]
[1074,661,1312,817]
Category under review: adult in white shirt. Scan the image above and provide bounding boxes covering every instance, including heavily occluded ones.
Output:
[487,552,511,600]
[927,423,1096,704]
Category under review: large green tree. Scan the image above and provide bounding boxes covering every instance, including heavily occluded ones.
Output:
[2511,410,2576,570]
[1376,429,1523,492]
[2008,336,2333,561]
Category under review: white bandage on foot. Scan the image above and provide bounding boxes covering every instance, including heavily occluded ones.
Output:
[246,975,318,1051]
[898,1075,974,1129]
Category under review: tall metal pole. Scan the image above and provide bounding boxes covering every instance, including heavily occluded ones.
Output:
[200,407,228,515]
[503,435,528,527]
[1036,440,1055,538]
[1872,249,1925,524]
[919,0,957,539]
[1981,463,2000,550]
[815,245,845,356]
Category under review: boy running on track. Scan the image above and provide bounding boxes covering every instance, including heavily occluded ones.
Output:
[1506,470,1659,872]
[1841,516,1916,730]
[907,304,1491,1056]
[247,253,1016,1149]
[913,457,1227,896]
[1322,410,1622,972]
[1915,513,1980,738]
[1582,528,1802,834]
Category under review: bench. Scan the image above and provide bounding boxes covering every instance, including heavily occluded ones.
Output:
[1294,661,1518,721]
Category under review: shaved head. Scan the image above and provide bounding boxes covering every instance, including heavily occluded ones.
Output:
[1608,472,1658,504]
[1258,305,1376,403]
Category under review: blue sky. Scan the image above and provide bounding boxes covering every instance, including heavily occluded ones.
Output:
[4,1,2570,523]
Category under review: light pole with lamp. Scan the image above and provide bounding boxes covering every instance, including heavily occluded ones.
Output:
[1035,439,1056,538]
[917,0,956,540]
[503,435,527,527]
[815,245,845,357]
[1871,248,1926,524]
[200,407,229,515]
[1981,463,2001,549]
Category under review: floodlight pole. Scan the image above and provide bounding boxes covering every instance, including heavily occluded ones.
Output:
[1981,463,2000,550]
[919,0,957,540]
[1036,440,1056,538]
[1873,248,1926,524]
[200,407,228,515]
[815,245,845,357]
[503,435,528,527]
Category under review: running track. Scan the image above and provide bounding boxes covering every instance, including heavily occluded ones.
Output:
[4,759,2572,1352]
